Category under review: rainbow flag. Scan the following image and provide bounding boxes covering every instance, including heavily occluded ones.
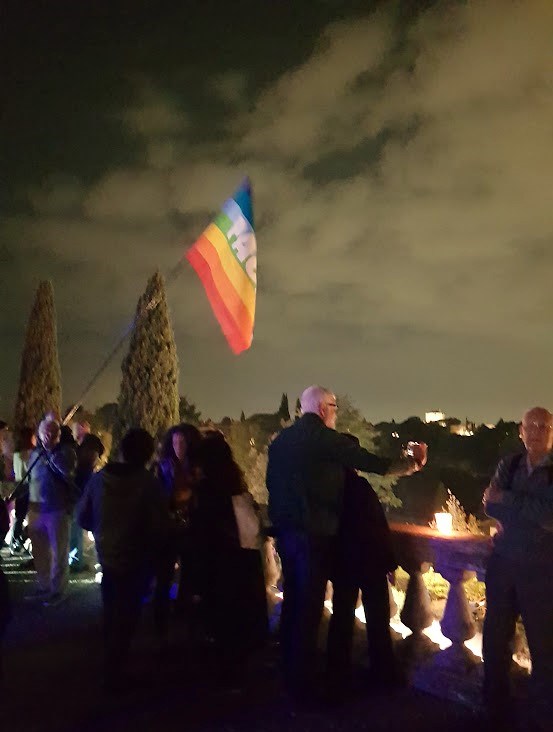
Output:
[186,179,257,354]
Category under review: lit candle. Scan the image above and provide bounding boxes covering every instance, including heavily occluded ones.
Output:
[435,512,453,535]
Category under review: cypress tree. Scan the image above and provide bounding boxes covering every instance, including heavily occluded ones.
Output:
[277,392,290,421]
[14,280,62,432]
[178,395,202,426]
[113,271,179,450]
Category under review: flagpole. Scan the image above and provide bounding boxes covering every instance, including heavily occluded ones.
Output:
[63,322,135,425]
[64,177,255,423]
[63,256,188,425]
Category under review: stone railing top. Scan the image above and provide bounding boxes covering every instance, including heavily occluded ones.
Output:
[389,521,493,574]
[389,522,490,544]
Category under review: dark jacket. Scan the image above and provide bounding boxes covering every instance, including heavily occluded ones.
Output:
[266,413,391,537]
[335,470,397,583]
[77,463,168,572]
[485,451,553,565]
[28,443,77,512]
[193,479,255,555]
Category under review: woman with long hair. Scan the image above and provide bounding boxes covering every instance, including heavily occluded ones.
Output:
[194,431,267,679]
[154,422,202,640]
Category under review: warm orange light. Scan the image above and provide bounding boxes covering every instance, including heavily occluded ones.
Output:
[435,512,453,535]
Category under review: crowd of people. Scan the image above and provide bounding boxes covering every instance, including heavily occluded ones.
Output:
[0,391,552,731]
[0,415,269,690]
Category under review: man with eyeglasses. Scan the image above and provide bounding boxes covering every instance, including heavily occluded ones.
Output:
[266,384,427,701]
[483,406,553,730]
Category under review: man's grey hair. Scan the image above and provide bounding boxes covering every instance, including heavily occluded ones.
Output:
[300,385,334,415]
[38,415,60,439]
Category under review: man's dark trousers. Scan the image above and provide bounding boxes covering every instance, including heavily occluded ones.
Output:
[328,573,395,688]
[277,530,335,696]
[483,552,553,720]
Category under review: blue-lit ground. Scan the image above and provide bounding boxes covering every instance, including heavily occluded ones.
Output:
[1,547,500,732]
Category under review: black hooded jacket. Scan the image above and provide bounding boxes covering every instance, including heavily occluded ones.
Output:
[77,462,168,572]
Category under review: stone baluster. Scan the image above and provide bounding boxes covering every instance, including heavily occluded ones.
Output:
[398,559,440,660]
[412,542,483,708]
[437,565,478,662]
[387,574,403,643]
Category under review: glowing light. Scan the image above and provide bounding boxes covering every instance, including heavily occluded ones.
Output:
[270,587,514,669]
[425,411,445,424]
[423,619,452,650]
[390,618,412,639]
[87,531,95,542]
[513,651,531,671]
[322,600,375,627]
[466,632,483,659]
[435,512,453,535]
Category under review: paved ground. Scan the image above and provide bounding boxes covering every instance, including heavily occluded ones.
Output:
[0,548,505,732]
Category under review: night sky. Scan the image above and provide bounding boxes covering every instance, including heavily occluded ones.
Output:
[2,0,552,424]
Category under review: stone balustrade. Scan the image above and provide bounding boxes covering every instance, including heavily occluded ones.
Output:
[389,522,493,708]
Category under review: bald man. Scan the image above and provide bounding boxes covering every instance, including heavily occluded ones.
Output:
[266,385,426,699]
[483,406,553,729]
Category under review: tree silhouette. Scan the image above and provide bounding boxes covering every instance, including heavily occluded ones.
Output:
[113,271,179,451]
[336,395,400,507]
[277,392,290,421]
[179,396,202,425]
[14,280,62,432]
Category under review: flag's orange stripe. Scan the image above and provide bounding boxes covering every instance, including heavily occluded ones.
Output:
[202,223,256,319]
[186,247,250,354]
[193,234,254,337]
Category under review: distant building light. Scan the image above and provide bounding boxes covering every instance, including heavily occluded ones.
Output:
[450,424,474,437]
[425,411,445,424]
